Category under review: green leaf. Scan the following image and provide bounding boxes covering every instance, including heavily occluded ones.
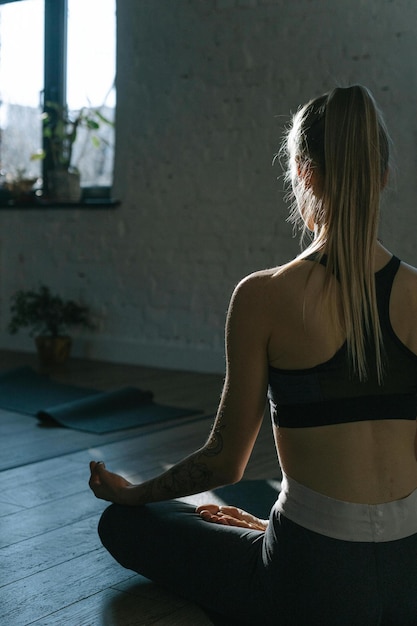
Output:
[30,149,46,161]
[86,120,100,130]
[94,110,114,125]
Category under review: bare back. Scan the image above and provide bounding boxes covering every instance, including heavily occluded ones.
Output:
[264,244,417,504]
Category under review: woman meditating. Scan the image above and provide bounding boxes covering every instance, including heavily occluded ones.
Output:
[89,85,417,624]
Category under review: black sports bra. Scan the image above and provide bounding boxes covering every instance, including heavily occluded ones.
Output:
[267,255,417,428]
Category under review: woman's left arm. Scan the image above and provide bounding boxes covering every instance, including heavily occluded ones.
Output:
[89,273,271,506]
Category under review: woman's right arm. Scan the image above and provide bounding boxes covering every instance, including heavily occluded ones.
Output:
[89,272,272,506]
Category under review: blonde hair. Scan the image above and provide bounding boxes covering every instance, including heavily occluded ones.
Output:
[283,85,390,382]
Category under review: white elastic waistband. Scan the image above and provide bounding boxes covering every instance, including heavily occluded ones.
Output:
[275,473,417,542]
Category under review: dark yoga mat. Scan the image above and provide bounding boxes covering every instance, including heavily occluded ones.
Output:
[0,366,202,433]
[213,479,281,519]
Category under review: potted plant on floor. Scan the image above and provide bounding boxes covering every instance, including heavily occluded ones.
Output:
[8,285,95,366]
[31,101,113,202]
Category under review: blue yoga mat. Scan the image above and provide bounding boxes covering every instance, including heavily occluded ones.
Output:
[0,366,202,433]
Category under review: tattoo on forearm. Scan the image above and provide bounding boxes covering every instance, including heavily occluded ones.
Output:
[140,454,213,503]
[160,456,213,493]
[138,418,226,503]
[204,422,225,457]
[139,480,156,503]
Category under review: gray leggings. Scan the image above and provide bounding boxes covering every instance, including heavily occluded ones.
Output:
[98,497,417,625]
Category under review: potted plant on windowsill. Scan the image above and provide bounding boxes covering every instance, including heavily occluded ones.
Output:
[8,285,95,366]
[31,101,113,203]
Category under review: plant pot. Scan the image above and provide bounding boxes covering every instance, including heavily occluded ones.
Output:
[35,336,72,366]
[47,169,82,203]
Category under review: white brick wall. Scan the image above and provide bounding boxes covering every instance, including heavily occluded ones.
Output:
[0,0,416,373]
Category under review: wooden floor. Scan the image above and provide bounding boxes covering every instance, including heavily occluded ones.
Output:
[0,350,278,625]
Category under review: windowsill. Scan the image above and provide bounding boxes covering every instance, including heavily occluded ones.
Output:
[0,197,120,210]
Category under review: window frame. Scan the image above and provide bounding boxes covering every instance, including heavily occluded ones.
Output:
[0,0,117,208]
[43,0,68,189]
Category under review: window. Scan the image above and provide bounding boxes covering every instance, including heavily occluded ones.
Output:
[0,0,116,204]
[0,0,44,184]
[66,0,116,189]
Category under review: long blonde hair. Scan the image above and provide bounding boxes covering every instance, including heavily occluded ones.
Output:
[283,85,390,382]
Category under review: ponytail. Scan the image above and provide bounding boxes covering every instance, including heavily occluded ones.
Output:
[283,85,390,382]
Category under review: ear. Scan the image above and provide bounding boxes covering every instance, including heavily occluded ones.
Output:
[296,158,310,181]
[297,161,323,199]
